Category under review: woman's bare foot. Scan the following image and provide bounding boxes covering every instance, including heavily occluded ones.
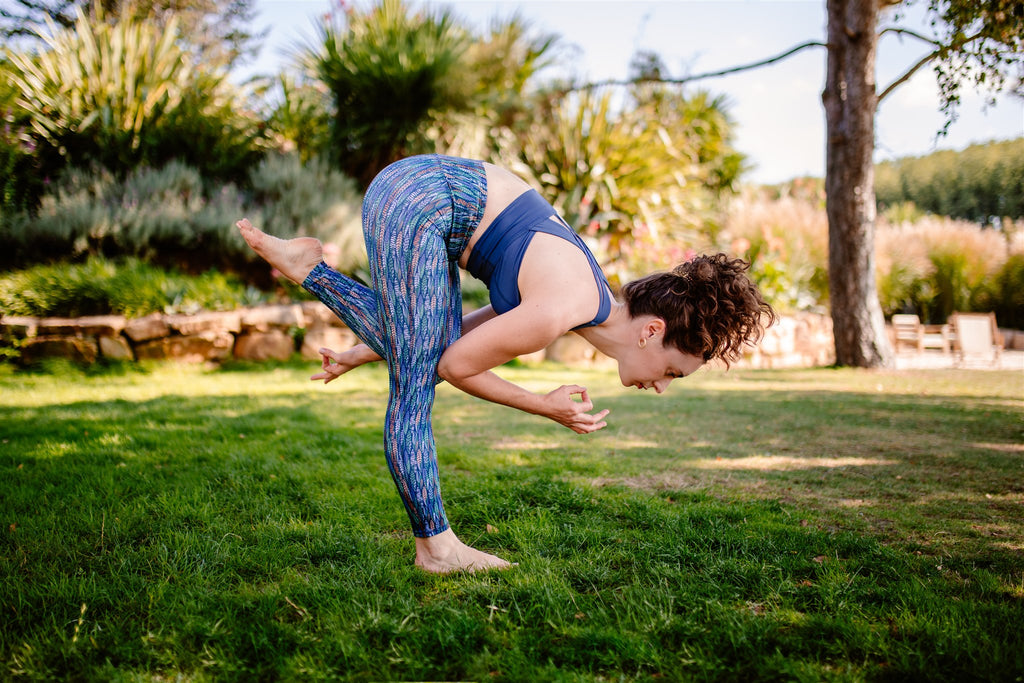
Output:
[235,218,323,284]
[414,528,512,574]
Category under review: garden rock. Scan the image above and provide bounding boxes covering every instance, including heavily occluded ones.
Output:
[134,331,234,362]
[20,336,99,365]
[165,311,241,336]
[98,335,134,361]
[0,317,38,340]
[241,304,304,332]
[38,315,126,337]
[300,325,357,360]
[124,314,170,342]
[234,329,295,361]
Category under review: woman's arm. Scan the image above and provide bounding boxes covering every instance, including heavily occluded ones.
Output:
[436,306,610,434]
[461,304,498,335]
[313,306,498,383]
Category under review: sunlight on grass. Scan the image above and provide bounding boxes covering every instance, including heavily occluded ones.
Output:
[1,361,1021,680]
[688,455,900,470]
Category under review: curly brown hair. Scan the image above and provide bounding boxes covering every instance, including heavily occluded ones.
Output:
[620,254,776,366]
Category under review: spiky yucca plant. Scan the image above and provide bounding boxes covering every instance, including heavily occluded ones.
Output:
[309,0,466,187]
[508,88,744,286]
[7,8,263,180]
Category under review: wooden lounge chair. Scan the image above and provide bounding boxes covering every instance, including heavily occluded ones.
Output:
[949,312,1003,368]
[891,314,950,353]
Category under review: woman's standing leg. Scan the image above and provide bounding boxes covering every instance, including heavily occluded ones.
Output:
[363,156,509,571]
[360,157,463,538]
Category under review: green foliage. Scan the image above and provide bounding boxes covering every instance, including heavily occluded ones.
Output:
[265,74,333,163]
[0,58,44,212]
[247,153,366,273]
[425,14,561,163]
[875,138,1024,223]
[875,217,1012,323]
[6,8,265,183]
[992,253,1024,329]
[0,0,264,69]
[309,0,466,187]
[0,255,256,318]
[0,154,365,278]
[497,88,745,285]
[918,0,1023,130]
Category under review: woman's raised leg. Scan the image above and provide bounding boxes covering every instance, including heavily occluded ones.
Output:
[236,218,388,359]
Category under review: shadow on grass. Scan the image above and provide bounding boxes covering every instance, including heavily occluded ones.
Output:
[479,384,1023,576]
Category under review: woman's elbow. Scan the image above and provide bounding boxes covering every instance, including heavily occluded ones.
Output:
[436,355,459,384]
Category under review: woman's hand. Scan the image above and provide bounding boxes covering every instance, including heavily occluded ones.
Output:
[311,345,381,383]
[542,385,610,434]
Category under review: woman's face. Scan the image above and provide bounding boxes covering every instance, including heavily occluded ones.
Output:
[617,339,704,393]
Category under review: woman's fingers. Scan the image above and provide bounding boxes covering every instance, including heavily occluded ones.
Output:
[310,369,337,384]
[547,384,609,433]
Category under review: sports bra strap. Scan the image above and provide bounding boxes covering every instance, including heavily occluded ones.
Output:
[466,189,612,329]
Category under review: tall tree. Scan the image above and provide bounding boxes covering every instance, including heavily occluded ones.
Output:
[825,0,1022,366]
[823,0,890,367]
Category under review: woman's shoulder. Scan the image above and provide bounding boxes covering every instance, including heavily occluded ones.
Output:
[518,232,608,330]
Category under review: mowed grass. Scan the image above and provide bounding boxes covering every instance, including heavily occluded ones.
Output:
[1,359,1022,681]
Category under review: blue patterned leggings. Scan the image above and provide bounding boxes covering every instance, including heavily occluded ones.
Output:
[302,155,487,538]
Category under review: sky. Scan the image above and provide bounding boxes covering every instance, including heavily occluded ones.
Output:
[244,0,1024,185]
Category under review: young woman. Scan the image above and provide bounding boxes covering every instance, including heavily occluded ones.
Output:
[237,154,774,574]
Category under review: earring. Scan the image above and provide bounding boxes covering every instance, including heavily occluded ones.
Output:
[638,338,647,349]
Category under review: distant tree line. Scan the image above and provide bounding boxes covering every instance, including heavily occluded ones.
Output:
[875,138,1023,225]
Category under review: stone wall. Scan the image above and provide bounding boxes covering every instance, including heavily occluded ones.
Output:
[1,305,840,369]
[1,303,355,365]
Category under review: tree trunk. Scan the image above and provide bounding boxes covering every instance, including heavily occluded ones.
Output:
[823,0,893,367]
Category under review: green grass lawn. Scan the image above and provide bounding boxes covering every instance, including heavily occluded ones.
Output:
[1,360,1022,681]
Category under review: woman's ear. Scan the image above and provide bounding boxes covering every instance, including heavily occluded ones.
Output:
[645,317,667,338]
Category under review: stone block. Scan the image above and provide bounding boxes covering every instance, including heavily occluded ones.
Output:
[545,334,613,368]
[98,335,134,361]
[20,336,98,364]
[300,325,357,360]
[301,301,347,327]
[38,315,126,337]
[234,329,295,361]
[165,311,241,336]
[134,331,234,362]
[124,314,170,342]
[240,304,305,331]
[0,316,38,339]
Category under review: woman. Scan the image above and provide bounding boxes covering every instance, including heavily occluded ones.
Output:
[237,154,774,574]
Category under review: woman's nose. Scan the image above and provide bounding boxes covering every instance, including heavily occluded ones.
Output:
[653,379,670,394]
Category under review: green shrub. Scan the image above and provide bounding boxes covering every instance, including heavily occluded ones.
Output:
[875,216,1011,322]
[876,139,1024,224]
[6,8,264,184]
[309,0,467,187]
[247,153,366,273]
[0,256,258,318]
[0,60,43,213]
[993,253,1024,329]
[266,74,333,163]
[0,154,365,279]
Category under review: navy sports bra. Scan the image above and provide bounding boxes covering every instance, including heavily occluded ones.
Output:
[465,189,612,329]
